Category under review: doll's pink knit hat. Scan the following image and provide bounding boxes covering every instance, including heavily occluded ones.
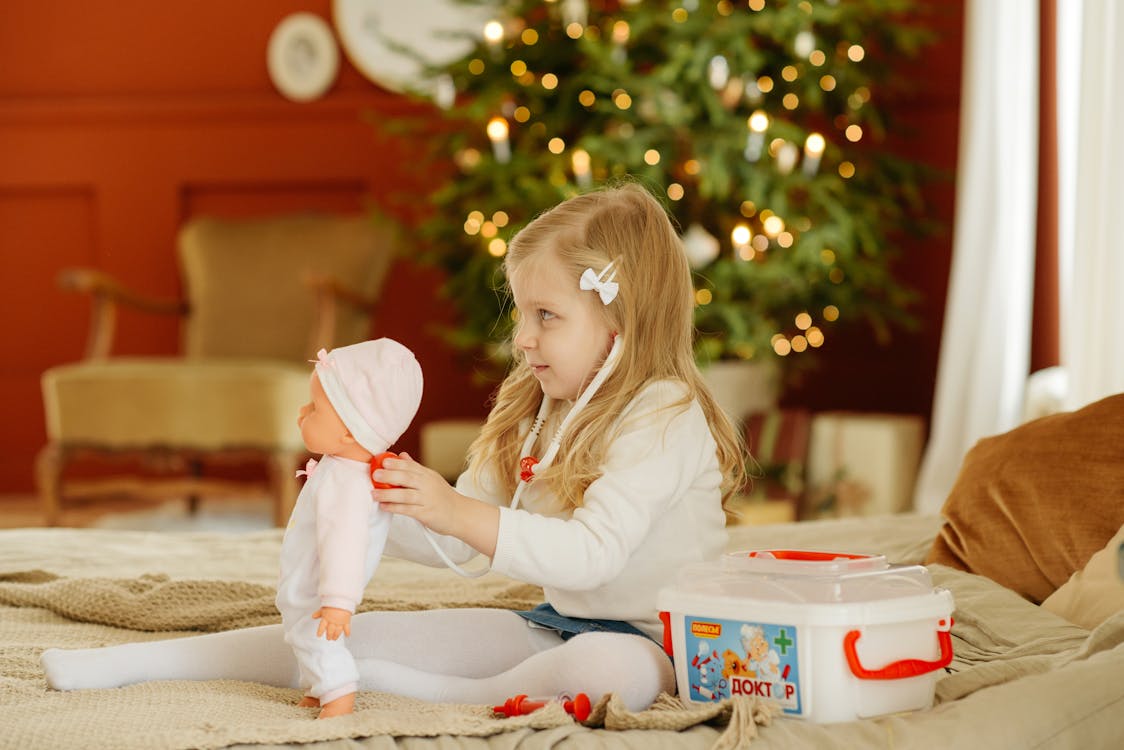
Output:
[314,338,423,455]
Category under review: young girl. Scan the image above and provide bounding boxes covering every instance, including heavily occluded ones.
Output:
[41,183,746,714]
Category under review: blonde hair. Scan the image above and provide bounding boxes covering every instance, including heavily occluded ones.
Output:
[466,183,745,511]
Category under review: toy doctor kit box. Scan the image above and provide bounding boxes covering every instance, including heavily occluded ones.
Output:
[657,550,955,724]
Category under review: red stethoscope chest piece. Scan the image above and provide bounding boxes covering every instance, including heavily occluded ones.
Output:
[519,455,539,483]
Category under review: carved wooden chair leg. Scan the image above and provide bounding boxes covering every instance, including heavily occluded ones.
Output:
[35,443,65,527]
[268,450,303,527]
[186,457,203,515]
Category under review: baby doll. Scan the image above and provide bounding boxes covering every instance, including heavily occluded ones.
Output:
[276,338,423,719]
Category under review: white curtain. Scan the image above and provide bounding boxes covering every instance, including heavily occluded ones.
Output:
[1060,1,1124,408]
[912,0,1039,514]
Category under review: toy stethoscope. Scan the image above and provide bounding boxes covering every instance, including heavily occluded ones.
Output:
[419,335,624,578]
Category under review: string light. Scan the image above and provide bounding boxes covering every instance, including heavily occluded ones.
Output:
[483,21,504,58]
[548,137,566,154]
[823,305,840,321]
[803,132,825,176]
[775,141,799,174]
[488,238,507,257]
[468,59,485,75]
[667,183,685,200]
[845,124,863,142]
[486,117,511,163]
[571,148,592,187]
[644,149,660,165]
[745,110,769,161]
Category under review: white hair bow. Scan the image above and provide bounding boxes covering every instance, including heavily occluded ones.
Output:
[579,262,619,305]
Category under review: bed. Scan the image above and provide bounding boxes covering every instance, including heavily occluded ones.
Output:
[3,396,1124,749]
[0,511,1120,750]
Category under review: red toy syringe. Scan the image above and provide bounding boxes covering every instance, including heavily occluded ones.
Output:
[493,692,592,722]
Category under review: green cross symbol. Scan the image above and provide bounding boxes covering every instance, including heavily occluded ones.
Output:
[773,628,793,655]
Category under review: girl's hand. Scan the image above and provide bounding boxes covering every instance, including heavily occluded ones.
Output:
[313,607,351,640]
[372,453,499,557]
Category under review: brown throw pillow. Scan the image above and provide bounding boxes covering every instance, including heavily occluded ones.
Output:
[925,393,1124,604]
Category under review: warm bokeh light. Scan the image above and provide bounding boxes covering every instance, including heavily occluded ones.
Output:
[731,224,752,246]
[486,117,509,141]
[483,21,504,45]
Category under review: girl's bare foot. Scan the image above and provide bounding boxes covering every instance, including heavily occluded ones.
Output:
[297,696,320,708]
[317,692,356,719]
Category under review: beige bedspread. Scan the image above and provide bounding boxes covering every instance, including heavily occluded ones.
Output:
[2,514,1122,749]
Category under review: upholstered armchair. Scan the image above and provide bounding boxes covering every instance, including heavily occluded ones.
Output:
[37,213,399,526]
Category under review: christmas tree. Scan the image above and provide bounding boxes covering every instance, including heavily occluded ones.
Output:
[401,0,933,378]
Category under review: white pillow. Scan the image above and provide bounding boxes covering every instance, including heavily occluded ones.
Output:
[1041,524,1124,629]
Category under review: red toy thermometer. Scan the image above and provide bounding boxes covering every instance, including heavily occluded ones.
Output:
[493,692,592,722]
[369,451,402,489]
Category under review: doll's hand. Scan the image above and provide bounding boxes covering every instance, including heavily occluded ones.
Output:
[372,453,499,557]
[313,607,352,641]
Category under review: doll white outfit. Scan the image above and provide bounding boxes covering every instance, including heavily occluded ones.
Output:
[276,454,391,703]
[276,338,423,704]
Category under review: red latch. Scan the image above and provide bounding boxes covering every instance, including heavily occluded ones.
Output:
[658,611,674,658]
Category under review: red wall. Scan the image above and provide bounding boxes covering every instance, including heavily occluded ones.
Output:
[0,1,962,494]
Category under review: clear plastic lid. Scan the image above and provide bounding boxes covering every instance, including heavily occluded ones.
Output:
[669,549,934,605]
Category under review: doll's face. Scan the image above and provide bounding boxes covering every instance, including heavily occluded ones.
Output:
[297,372,351,455]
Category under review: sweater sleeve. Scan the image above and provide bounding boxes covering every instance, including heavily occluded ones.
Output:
[382,466,506,567]
[490,381,711,590]
[315,469,372,612]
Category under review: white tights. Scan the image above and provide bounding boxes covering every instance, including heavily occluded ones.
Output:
[40,608,675,712]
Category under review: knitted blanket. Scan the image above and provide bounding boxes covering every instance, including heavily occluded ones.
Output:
[0,529,776,750]
[3,520,1122,750]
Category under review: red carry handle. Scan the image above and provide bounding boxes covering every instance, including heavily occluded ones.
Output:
[844,619,954,680]
[745,550,873,561]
